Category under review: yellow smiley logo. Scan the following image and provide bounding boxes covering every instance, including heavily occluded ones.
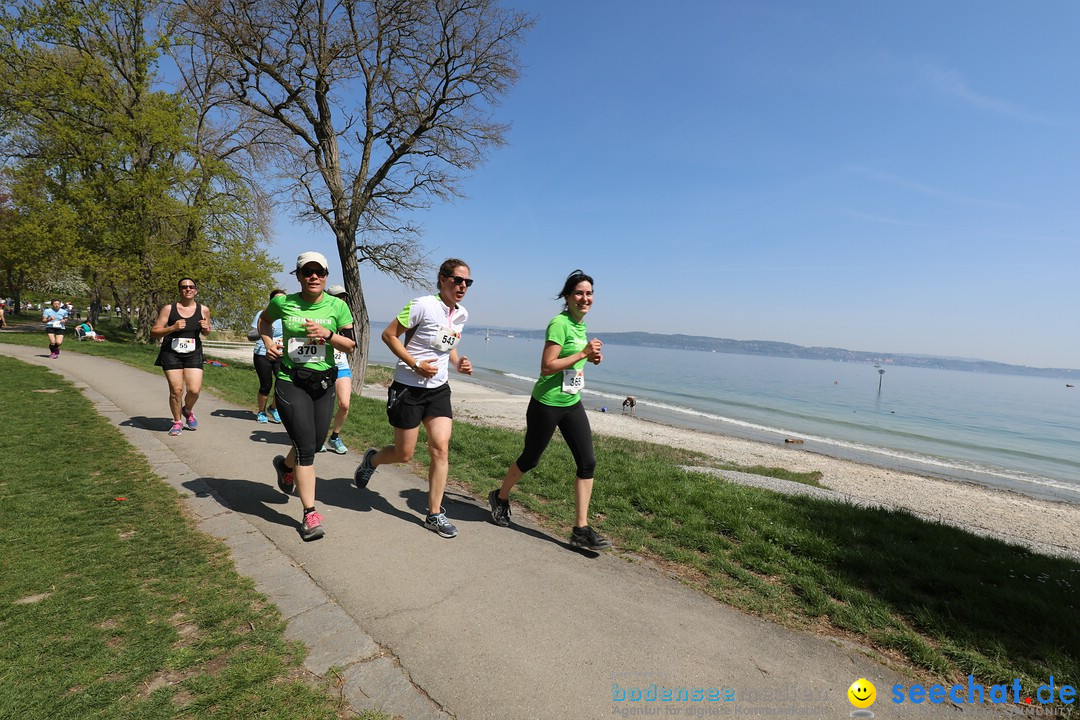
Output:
[848,678,877,709]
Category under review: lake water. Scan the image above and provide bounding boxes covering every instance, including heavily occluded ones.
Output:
[366,331,1080,504]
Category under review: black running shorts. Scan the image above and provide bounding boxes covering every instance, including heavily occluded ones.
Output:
[386,381,453,429]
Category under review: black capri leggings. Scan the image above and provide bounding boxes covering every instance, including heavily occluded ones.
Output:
[274,378,336,467]
[515,397,596,479]
[253,353,281,396]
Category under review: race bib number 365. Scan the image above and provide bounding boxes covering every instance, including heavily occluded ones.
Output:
[562,368,584,394]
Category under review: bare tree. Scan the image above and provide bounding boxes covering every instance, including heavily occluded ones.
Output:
[169,0,532,384]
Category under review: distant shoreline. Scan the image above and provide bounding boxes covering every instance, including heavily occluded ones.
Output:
[463,326,1080,379]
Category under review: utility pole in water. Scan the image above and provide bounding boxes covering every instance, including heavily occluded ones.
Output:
[878,368,885,392]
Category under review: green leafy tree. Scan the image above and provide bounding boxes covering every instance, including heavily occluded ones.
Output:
[0,0,279,336]
[168,0,532,385]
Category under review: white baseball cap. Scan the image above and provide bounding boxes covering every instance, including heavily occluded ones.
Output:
[295,251,329,273]
[326,284,347,296]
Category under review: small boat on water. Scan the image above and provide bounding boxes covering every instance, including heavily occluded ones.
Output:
[1067,384,1075,388]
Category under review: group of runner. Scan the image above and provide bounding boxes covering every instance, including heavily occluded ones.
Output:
[148,252,611,551]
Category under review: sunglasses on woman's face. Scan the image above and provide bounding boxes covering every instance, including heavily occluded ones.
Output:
[179,285,196,290]
[444,274,473,288]
[300,267,328,278]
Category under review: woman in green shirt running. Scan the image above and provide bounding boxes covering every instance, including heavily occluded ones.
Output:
[488,270,611,551]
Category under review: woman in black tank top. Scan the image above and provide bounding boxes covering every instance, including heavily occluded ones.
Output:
[150,278,212,436]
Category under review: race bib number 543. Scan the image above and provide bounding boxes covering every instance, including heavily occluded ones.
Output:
[432,327,460,352]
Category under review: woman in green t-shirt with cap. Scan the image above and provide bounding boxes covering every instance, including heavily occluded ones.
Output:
[260,251,355,541]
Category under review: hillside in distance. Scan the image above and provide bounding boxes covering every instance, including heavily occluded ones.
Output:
[466,328,1079,379]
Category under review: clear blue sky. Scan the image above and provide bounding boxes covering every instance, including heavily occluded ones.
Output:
[270,0,1080,369]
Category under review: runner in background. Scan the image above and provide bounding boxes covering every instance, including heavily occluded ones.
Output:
[251,289,285,424]
[150,278,211,437]
[321,284,353,454]
[41,299,69,359]
[353,258,473,539]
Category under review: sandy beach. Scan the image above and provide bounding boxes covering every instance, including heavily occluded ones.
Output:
[366,378,1080,562]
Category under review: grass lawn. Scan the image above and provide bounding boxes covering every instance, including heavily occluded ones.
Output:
[0,335,386,719]
[2,320,1078,702]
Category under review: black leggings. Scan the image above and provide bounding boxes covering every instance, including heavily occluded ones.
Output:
[515,397,596,479]
[275,378,336,467]
[253,353,280,396]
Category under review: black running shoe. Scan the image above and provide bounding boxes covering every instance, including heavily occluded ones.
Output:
[488,489,511,527]
[274,455,295,495]
[569,525,611,551]
[354,448,377,489]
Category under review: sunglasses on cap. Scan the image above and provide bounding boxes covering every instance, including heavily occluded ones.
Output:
[299,266,328,278]
[443,274,473,288]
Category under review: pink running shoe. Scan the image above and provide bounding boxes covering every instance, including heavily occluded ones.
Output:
[181,406,198,430]
[168,422,183,436]
[300,511,325,541]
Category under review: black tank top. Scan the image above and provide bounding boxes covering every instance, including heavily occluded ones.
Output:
[161,302,203,350]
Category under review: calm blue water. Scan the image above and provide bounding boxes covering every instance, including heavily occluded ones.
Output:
[366,332,1080,504]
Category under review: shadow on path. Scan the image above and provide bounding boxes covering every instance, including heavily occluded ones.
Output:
[186,476,297,533]
[123,415,174,433]
[211,408,257,421]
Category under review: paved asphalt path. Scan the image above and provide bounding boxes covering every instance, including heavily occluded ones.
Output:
[3,343,933,719]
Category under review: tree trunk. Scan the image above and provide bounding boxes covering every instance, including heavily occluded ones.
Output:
[337,227,370,392]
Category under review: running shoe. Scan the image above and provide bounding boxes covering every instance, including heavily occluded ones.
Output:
[269,408,281,423]
[326,436,348,454]
[424,510,458,538]
[300,511,325,541]
[49,352,58,359]
[273,455,295,495]
[569,525,612,551]
[488,489,512,527]
[256,411,268,424]
[181,406,198,430]
[353,448,377,489]
[168,421,183,436]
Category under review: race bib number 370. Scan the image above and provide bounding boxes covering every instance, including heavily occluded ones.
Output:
[288,337,323,363]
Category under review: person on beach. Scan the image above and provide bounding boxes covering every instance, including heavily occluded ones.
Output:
[42,299,69,358]
[261,252,355,541]
[250,289,286,424]
[321,284,353,454]
[151,278,212,436]
[353,258,474,539]
[488,269,611,551]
